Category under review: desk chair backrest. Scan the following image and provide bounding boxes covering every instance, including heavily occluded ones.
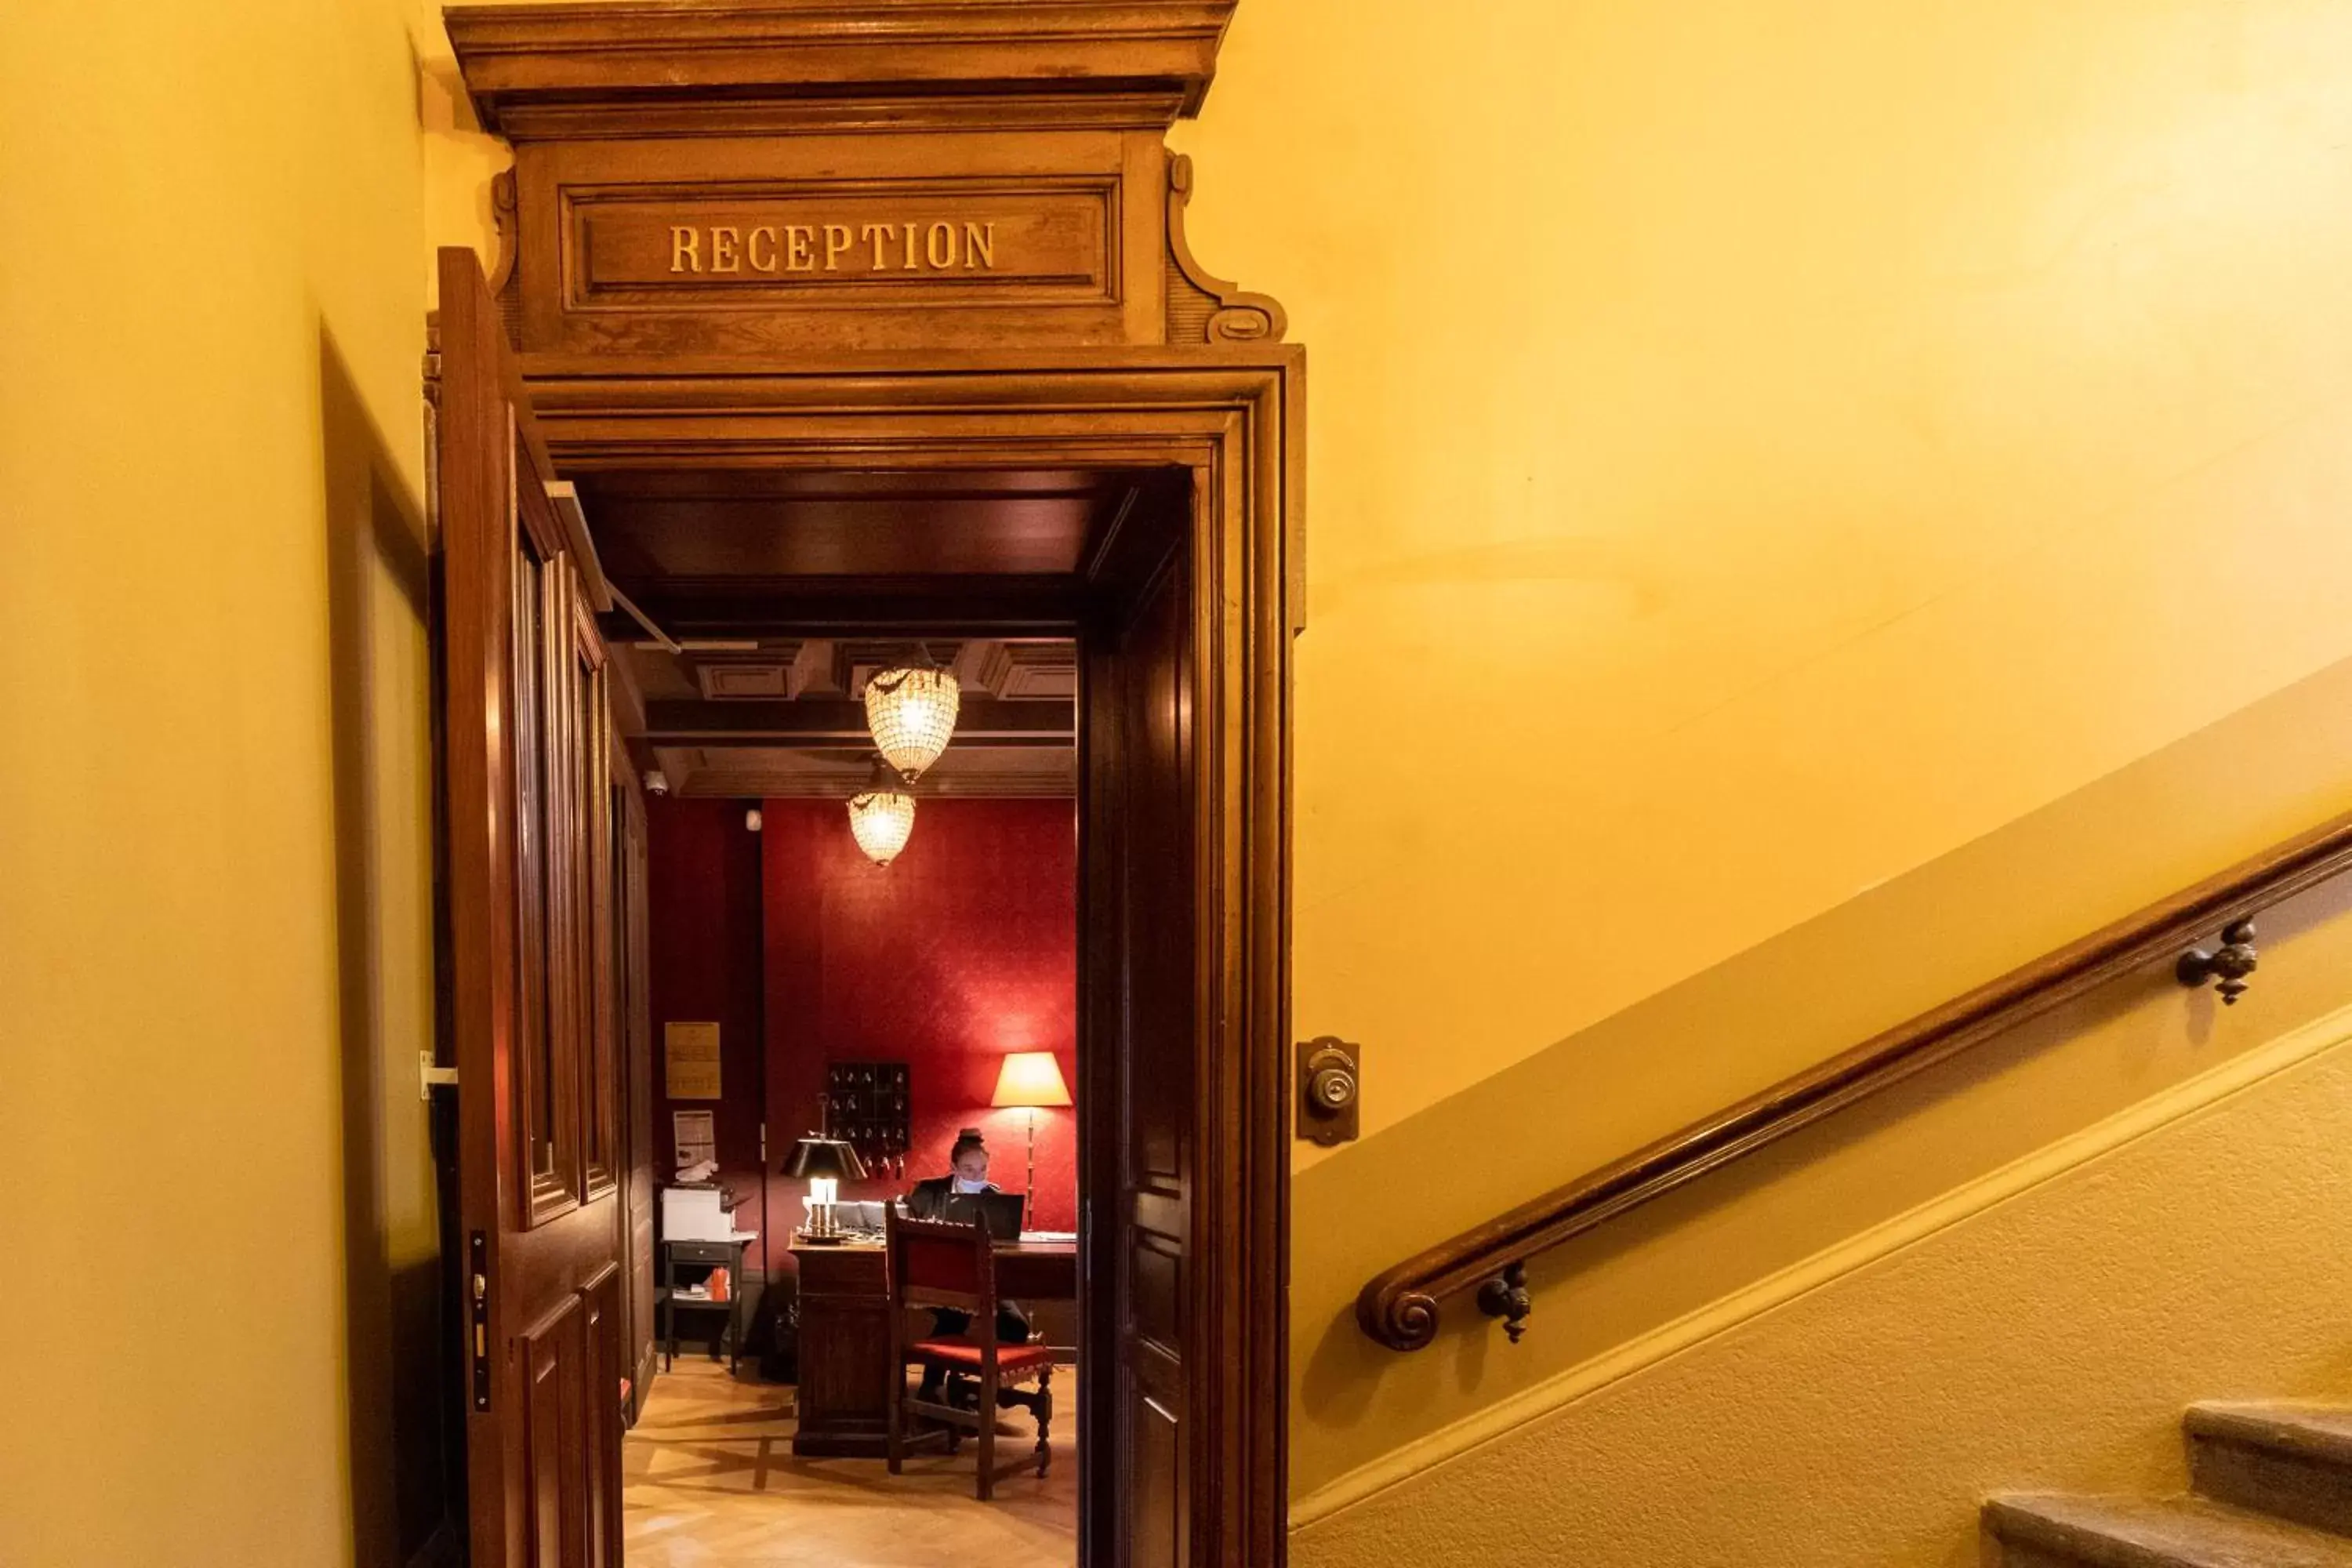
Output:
[884,1207,1000,1338]
[882,1204,1055,1498]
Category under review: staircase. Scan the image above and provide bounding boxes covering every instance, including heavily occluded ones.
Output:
[1987,1403,2352,1565]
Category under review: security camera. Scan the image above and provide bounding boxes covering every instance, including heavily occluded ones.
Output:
[645,769,670,796]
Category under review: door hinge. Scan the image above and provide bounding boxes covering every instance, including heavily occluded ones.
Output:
[419,1051,460,1101]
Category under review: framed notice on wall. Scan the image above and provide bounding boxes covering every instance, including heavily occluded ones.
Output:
[664,1021,722,1099]
[672,1110,716,1176]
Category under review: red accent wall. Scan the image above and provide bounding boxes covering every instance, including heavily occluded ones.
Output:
[761,797,1080,1236]
[647,797,771,1269]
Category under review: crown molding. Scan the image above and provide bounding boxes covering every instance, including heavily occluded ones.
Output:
[445,0,1239,136]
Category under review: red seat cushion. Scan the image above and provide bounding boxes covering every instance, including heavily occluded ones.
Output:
[908,1337,1056,1374]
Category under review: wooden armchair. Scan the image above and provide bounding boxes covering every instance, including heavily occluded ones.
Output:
[884,1207,1055,1500]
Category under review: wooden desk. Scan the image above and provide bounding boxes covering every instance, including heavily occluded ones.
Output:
[789,1237,1076,1457]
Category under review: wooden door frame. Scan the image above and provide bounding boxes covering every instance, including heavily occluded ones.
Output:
[520,347,1300,1566]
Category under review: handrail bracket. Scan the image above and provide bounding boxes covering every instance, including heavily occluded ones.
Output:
[1475,1261,1531,1343]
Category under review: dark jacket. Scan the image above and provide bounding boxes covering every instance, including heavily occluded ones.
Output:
[903,1175,999,1221]
[900,1176,1029,1346]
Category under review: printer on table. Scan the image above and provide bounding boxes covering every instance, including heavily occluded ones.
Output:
[660,1184,756,1243]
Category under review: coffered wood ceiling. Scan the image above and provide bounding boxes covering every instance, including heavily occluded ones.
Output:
[626,637,1076,799]
[577,463,1157,800]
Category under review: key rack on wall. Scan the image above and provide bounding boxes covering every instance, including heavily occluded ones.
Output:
[824,1062,911,1180]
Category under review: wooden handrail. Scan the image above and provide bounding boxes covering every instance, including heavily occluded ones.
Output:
[1356,808,2352,1351]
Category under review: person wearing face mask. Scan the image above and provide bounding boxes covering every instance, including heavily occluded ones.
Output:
[905,1127,1000,1218]
[903,1128,1032,1403]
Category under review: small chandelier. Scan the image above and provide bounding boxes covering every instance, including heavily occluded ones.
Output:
[847,758,916,867]
[863,648,960,781]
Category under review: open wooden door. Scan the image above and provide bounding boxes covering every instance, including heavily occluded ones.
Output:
[1082,507,1200,1568]
[615,747,658,1422]
[434,247,626,1568]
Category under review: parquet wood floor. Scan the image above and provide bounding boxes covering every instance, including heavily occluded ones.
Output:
[624,1359,1076,1567]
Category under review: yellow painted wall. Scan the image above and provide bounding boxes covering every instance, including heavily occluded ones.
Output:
[1173,0,2352,1160]
[1294,997,2352,1566]
[1284,656,2352,1504]
[9,0,2352,1561]
[0,0,441,1563]
[1156,0,2352,1525]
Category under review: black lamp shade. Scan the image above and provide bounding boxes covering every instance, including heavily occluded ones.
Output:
[784,1135,868,1183]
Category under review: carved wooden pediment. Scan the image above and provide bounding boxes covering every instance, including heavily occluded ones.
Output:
[444,0,1283,354]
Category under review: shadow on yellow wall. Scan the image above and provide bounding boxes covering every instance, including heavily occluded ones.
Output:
[1290,649,2352,1501]
[321,329,450,1567]
[1298,648,2352,1504]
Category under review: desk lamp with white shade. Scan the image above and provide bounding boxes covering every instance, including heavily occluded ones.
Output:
[990,1051,1073,1213]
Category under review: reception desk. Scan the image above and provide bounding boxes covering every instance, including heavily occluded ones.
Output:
[789,1237,1078,1457]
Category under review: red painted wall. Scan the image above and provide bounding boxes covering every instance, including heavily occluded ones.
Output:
[647,797,771,1269]
[762,797,1080,1235]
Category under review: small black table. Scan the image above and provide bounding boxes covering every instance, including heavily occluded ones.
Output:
[659,1237,755,1375]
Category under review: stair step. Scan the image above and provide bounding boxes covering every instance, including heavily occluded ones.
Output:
[2188,1403,2352,1537]
[1984,1494,2352,1567]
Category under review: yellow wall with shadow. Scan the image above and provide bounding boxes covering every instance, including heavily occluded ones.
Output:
[1294,996,2352,1565]
[1284,655,2352,1536]
[0,1,445,1564]
[1155,0,2352,1529]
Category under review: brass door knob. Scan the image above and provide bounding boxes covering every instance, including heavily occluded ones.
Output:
[1308,1063,1357,1111]
[1298,1037,1361,1145]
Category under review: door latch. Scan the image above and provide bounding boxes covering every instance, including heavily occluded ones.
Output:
[1297,1036,1361,1145]
[469,1231,492,1412]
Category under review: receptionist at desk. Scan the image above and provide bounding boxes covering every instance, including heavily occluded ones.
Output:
[900,1127,1032,1397]
[902,1124,1005,1218]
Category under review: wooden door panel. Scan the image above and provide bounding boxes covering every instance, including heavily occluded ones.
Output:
[571,595,617,1200]
[582,1265,624,1568]
[1084,528,1199,1567]
[520,1298,586,1568]
[437,245,625,1568]
[1131,1385,1182,1568]
[1128,1232,1181,1358]
[618,774,658,1414]
[513,525,581,1224]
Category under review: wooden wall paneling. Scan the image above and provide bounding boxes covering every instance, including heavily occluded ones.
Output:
[505,130,1171,357]
[524,361,1298,1567]
[442,9,1296,1561]
[445,1,1231,358]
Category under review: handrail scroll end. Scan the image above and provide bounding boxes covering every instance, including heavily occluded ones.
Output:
[1357,1279,1441,1352]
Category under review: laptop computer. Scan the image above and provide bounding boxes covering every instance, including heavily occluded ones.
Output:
[941,1189,1025,1240]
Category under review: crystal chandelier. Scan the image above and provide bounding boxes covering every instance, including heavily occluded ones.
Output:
[863,651,960,781]
[847,759,917,867]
